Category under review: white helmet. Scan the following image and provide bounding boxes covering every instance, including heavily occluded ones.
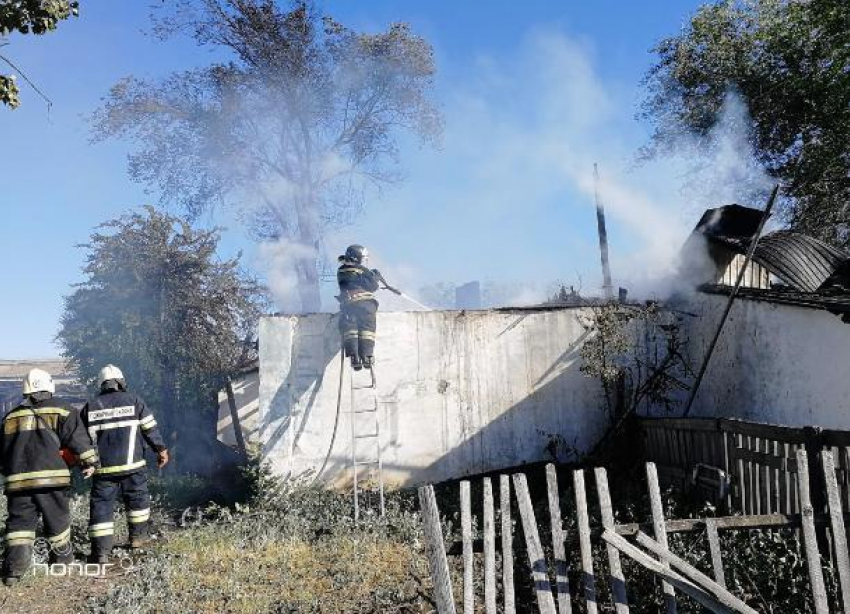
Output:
[22,368,55,396]
[97,364,125,387]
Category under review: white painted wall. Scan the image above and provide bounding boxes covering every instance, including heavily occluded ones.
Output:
[258,309,608,487]
[676,293,850,429]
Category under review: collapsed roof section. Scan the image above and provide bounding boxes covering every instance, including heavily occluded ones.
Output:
[687,204,850,293]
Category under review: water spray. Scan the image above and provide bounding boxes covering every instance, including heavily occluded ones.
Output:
[373,271,432,311]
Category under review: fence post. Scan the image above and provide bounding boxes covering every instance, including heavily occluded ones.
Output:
[803,427,828,550]
[418,485,458,614]
[461,480,474,614]
[797,449,829,614]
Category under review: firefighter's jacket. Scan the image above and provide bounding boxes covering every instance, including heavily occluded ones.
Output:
[337,261,380,305]
[0,397,99,492]
[82,390,166,477]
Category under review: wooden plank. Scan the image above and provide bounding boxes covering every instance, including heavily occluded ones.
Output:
[635,531,758,614]
[546,464,573,614]
[500,475,515,614]
[705,518,726,589]
[418,485,458,614]
[647,462,677,614]
[735,433,747,514]
[483,478,496,614]
[461,480,474,614]
[602,530,735,614]
[574,469,598,614]
[779,442,790,514]
[594,467,629,614]
[796,449,829,614]
[822,450,850,612]
[513,473,558,614]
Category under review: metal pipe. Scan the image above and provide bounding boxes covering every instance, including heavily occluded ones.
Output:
[594,163,614,300]
[682,185,780,417]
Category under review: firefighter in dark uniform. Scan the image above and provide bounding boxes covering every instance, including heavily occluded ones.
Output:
[0,368,100,585]
[337,244,393,370]
[82,364,168,563]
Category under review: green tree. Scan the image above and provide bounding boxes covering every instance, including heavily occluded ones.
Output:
[57,206,267,472]
[91,0,442,312]
[642,0,850,246]
[0,0,79,108]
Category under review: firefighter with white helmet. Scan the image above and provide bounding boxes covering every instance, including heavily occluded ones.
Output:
[0,368,100,584]
[337,244,395,370]
[81,364,168,562]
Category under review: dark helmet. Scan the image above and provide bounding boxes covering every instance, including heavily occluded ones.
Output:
[344,244,369,264]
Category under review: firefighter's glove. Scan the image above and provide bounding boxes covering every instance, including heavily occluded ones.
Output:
[157,449,170,468]
[81,466,96,479]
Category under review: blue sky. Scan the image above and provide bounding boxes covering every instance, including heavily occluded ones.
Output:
[0,0,711,357]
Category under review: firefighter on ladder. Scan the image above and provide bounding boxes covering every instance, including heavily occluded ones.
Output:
[337,244,398,371]
[82,364,169,563]
[0,369,100,585]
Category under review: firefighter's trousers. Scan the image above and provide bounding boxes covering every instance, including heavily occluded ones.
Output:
[89,471,151,556]
[340,300,378,362]
[3,488,72,577]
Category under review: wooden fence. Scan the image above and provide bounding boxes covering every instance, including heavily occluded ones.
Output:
[639,417,850,517]
[419,451,850,613]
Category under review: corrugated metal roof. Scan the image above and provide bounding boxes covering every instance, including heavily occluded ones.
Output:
[753,231,850,292]
[688,204,850,293]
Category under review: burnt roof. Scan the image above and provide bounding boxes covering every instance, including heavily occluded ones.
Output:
[753,231,849,292]
[693,204,767,251]
[690,205,850,293]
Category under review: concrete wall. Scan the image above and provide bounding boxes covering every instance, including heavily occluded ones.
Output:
[258,308,607,487]
[676,294,850,429]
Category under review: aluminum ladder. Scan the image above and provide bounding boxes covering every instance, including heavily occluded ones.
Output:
[349,365,385,521]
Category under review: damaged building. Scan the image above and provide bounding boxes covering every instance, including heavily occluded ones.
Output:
[217,203,850,490]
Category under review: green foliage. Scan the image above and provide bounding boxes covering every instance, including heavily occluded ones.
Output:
[643,0,850,247]
[580,304,694,421]
[0,0,79,108]
[57,206,267,471]
[91,0,442,311]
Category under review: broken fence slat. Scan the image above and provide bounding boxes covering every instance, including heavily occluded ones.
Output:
[796,449,829,614]
[593,467,630,614]
[512,473,558,614]
[647,462,677,614]
[705,518,726,589]
[602,529,735,614]
[500,475,515,614]
[634,532,757,614]
[546,464,573,614]
[483,478,497,614]
[417,485,458,614]
[573,469,598,614]
[461,480,474,614]
[822,450,850,613]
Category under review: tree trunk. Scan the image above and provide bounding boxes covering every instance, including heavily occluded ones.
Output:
[295,257,322,312]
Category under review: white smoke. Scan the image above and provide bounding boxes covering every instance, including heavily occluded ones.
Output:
[362,29,776,302]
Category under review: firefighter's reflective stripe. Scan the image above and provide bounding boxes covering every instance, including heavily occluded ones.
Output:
[78,448,98,463]
[5,469,70,483]
[3,407,69,420]
[95,460,146,476]
[348,292,376,302]
[343,331,360,339]
[89,522,114,537]
[338,267,364,274]
[360,331,376,340]
[3,530,36,545]
[48,526,71,547]
[139,415,157,432]
[88,418,140,435]
[128,508,151,524]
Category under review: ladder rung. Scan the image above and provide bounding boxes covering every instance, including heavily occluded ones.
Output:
[352,385,375,390]
[354,433,378,439]
[352,407,377,413]
[354,460,380,466]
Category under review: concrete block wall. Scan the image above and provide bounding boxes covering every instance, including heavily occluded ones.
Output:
[258,308,608,488]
